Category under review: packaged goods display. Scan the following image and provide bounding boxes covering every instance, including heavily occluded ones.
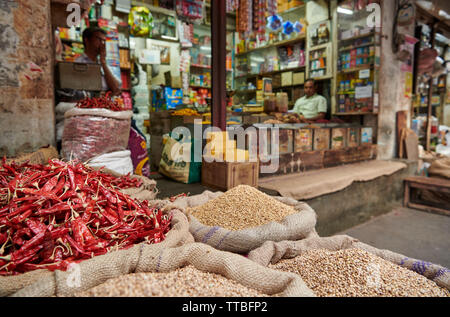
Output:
[0,160,171,276]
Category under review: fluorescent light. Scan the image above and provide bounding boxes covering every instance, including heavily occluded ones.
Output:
[200,46,211,51]
[337,6,353,15]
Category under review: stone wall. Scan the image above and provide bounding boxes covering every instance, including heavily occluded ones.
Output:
[0,0,55,157]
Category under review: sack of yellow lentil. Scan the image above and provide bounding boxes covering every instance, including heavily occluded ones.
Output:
[69,243,315,297]
[169,185,318,254]
[247,235,450,297]
[0,204,195,297]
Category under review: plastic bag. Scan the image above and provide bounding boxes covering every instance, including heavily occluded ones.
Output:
[128,6,154,37]
[128,121,151,177]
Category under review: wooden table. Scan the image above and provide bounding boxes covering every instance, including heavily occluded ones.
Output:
[403,176,450,216]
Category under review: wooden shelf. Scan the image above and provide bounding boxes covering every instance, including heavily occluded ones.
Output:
[339,32,376,42]
[190,85,211,89]
[334,112,377,116]
[339,42,375,52]
[235,35,306,57]
[61,38,83,45]
[339,65,375,73]
[191,64,212,69]
[235,66,305,79]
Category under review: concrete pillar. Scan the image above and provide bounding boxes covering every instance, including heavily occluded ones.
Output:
[377,0,415,159]
[0,0,55,157]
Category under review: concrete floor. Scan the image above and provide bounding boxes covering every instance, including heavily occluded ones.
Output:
[152,173,450,269]
[339,207,450,269]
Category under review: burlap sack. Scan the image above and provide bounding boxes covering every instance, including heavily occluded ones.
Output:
[78,243,314,297]
[95,167,158,202]
[1,206,194,297]
[247,235,450,291]
[428,157,450,179]
[170,190,318,254]
[6,146,59,165]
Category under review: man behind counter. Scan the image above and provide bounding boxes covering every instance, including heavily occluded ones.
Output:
[293,78,327,122]
[75,27,121,96]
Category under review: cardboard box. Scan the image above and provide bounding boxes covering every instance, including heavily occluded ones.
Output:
[56,62,102,91]
[347,127,360,147]
[164,71,182,88]
[293,72,305,85]
[294,128,313,152]
[331,128,347,149]
[281,71,293,87]
[313,128,330,150]
[202,160,259,191]
[272,73,282,88]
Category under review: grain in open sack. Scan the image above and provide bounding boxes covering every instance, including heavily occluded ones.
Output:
[248,235,450,296]
[170,186,318,253]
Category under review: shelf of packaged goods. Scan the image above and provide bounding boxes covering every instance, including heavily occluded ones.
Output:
[334,112,378,116]
[235,36,306,57]
[339,32,376,42]
[190,85,211,89]
[191,64,212,69]
[278,5,306,15]
[339,42,375,52]
[273,83,305,89]
[60,38,83,45]
[235,89,257,94]
[234,66,306,79]
[339,65,375,73]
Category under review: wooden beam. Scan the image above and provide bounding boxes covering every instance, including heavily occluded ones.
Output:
[211,0,227,131]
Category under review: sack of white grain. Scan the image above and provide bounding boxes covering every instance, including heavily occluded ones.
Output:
[169,185,318,254]
[247,235,450,297]
[70,243,314,297]
[61,108,133,163]
[1,204,194,297]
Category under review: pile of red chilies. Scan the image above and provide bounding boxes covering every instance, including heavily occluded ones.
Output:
[0,159,172,275]
[76,91,123,112]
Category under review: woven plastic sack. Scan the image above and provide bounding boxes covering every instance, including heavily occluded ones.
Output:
[87,150,134,176]
[170,190,318,254]
[247,235,450,292]
[61,108,133,163]
[0,205,194,297]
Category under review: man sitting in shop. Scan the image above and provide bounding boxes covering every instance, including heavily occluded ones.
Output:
[75,27,121,96]
[293,78,327,122]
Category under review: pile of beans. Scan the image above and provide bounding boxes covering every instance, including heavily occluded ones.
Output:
[187,185,298,231]
[74,265,268,297]
[269,248,450,297]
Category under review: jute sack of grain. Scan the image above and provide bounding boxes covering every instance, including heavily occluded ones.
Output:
[73,243,315,297]
[6,145,59,165]
[169,186,318,254]
[247,235,450,294]
[1,206,194,297]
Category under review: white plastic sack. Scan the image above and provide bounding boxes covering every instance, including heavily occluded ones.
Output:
[87,150,134,175]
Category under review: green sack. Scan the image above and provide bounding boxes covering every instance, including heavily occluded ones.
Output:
[158,134,201,184]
